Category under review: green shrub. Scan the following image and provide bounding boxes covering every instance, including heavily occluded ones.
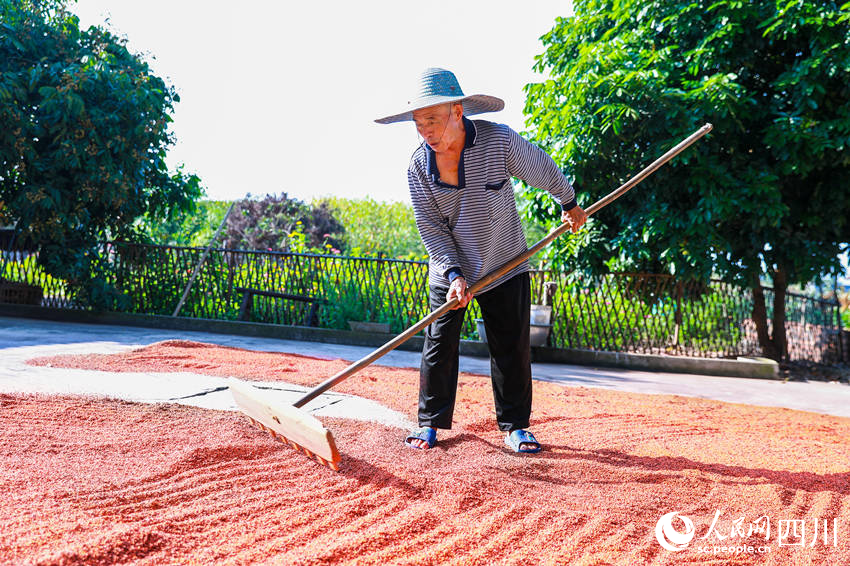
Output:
[315,197,426,259]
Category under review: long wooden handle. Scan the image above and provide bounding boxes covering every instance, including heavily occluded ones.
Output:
[172,203,235,317]
[293,123,713,408]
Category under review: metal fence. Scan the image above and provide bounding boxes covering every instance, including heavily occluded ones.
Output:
[0,247,73,308]
[1,242,846,363]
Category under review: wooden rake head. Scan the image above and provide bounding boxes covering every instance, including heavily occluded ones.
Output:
[229,378,341,471]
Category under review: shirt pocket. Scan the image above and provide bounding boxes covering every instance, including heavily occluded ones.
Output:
[484,179,512,222]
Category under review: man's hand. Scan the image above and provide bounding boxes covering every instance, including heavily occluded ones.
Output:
[562,205,588,233]
[447,277,473,309]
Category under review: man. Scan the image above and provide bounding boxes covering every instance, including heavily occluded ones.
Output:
[375,68,586,453]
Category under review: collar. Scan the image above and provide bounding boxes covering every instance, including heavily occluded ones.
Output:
[461,116,477,148]
[424,117,477,189]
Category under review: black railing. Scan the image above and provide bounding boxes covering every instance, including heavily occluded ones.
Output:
[1,242,845,363]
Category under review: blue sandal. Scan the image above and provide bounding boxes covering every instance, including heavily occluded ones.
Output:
[404,426,437,449]
[505,429,542,453]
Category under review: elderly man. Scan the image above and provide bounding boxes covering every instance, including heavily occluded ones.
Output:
[375,68,586,453]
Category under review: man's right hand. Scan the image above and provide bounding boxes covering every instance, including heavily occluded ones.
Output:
[447,277,473,309]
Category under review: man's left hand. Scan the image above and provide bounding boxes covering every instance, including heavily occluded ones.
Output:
[562,206,588,233]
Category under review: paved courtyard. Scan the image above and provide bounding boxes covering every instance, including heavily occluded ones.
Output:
[2,315,849,418]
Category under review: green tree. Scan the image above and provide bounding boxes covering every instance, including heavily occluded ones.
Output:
[0,0,201,307]
[135,199,230,247]
[223,193,345,253]
[317,196,426,259]
[524,0,850,360]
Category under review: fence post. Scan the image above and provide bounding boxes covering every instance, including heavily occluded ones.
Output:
[672,280,683,348]
[836,272,846,362]
[0,226,17,278]
[374,252,385,322]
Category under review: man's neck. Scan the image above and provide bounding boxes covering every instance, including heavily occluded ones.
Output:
[432,118,466,155]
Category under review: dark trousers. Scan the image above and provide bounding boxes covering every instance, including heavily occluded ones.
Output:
[418,271,532,432]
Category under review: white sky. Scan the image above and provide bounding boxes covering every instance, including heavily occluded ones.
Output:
[70,0,574,205]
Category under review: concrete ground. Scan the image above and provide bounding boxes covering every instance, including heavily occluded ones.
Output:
[2,316,850,421]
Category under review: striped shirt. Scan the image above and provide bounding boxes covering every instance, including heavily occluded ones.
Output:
[408,116,577,294]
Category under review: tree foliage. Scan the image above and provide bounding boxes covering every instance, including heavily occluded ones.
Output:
[0,0,201,306]
[138,195,425,259]
[222,193,345,253]
[135,199,231,247]
[524,0,850,359]
[316,196,426,259]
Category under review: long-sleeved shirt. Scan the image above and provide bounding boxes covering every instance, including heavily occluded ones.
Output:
[408,116,577,294]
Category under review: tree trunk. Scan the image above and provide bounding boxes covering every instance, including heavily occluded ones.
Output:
[772,264,789,360]
[750,266,790,362]
[751,273,779,360]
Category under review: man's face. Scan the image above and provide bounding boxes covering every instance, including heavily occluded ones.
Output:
[412,103,460,151]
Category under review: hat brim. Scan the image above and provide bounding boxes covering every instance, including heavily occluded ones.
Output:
[374,94,505,124]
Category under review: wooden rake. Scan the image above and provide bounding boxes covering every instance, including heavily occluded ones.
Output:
[229,123,713,471]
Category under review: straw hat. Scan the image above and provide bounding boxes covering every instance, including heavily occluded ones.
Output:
[374,67,504,124]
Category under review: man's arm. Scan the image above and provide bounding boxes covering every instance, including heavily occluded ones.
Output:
[505,127,578,211]
[408,167,462,279]
[408,167,473,308]
[505,127,586,232]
